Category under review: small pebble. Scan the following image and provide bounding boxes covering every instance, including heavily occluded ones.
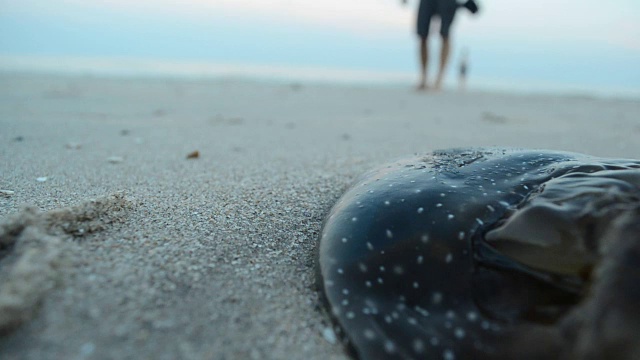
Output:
[322,327,337,344]
[107,156,124,164]
[0,189,15,197]
[36,177,48,182]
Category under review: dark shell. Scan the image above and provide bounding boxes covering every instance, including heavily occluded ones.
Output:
[317,148,640,360]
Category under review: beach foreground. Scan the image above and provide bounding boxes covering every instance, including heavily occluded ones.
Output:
[1,73,639,359]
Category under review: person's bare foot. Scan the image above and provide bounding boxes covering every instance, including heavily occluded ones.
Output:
[416,81,429,91]
[433,80,444,92]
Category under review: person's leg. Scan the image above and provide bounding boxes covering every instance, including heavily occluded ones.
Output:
[434,0,457,90]
[459,66,467,92]
[418,36,429,90]
[416,0,434,90]
[434,35,450,90]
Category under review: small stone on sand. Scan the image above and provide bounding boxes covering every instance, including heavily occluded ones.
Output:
[107,156,124,164]
[186,150,200,159]
[322,327,337,344]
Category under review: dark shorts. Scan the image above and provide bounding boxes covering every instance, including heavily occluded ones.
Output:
[417,0,458,38]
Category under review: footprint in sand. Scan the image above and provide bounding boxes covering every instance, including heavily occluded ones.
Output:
[0,193,132,334]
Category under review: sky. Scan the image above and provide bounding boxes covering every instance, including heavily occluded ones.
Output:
[0,0,639,94]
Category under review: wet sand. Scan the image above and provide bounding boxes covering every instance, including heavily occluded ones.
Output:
[0,72,639,359]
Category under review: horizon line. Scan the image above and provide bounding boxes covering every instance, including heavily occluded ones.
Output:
[1,54,638,100]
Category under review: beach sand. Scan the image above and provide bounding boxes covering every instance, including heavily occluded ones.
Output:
[1,72,639,359]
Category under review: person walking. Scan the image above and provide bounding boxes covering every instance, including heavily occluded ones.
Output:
[458,47,469,91]
[403,0,477,91]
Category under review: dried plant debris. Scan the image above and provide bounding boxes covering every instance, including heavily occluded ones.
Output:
[0,193,133,335]
[0,190,14,198]
[186,150,200,159]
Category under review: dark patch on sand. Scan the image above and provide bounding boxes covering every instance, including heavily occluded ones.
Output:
[481,111,509,124]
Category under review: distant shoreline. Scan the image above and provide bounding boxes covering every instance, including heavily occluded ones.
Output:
[1,55,638,100]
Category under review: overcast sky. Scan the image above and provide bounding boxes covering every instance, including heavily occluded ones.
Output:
[1,0,639,93]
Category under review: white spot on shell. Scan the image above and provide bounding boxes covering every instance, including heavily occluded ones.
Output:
[415,306,429,317]
[386,229,394,239]
[413,339,425,353]
[455,328,466,339]
[467,312,478,322]
[351,217,358,222]
[443,349,455,360]
[432,292,443,305]
[445,253,453,263]
[447,214,455,220]
[364,329,376,340]
[417,207,424,214]
[384,341,396,354]
[367,242,374,251]
[417,255,424,264]
[458,231,465,240]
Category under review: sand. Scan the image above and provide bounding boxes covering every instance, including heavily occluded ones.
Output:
[0,72,639,359]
